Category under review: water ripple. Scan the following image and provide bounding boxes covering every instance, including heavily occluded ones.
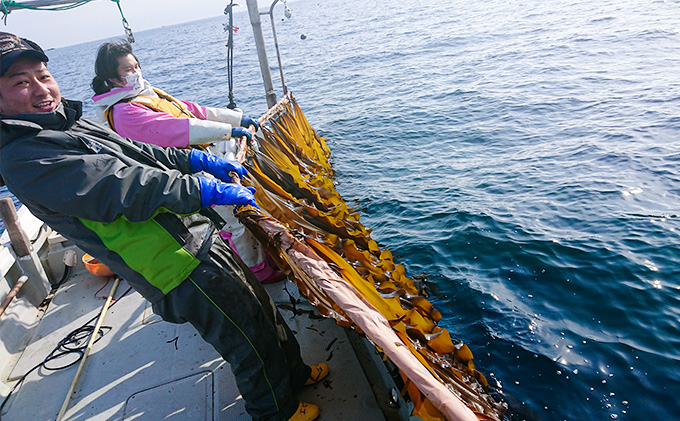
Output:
[31,0,680,419]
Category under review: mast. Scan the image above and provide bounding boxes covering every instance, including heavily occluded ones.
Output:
[246,0,277,108]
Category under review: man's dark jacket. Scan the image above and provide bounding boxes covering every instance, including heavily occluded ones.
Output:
[0,99,213,302]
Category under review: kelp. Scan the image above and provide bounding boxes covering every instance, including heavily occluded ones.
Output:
[238,92,506,420]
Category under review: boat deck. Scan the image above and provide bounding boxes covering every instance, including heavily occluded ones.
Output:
[0,263,389,420]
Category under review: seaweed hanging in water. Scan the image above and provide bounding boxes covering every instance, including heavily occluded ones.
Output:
[236,92,507,421]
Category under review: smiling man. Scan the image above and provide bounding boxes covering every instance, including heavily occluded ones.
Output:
[0,32,326,421]
[0,35,59,115]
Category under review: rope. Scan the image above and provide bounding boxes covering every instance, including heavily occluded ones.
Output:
[2,0,93,22]
[1,0,134,44]
[1,0,95,12]
[2,0,95,24]
[57,277,120,421]
[0,283,133,416]
[110,0,134,43]
[224,0,237,109]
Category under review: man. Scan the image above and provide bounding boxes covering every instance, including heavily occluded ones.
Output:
[0,32,326,421]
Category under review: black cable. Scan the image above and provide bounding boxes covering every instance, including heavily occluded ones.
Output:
[53,264,71,289]
[225,0,237,109]
[0,285,133,415]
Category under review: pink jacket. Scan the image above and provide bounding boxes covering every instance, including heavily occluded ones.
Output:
[111,100,206,148]
[92,86,243,148]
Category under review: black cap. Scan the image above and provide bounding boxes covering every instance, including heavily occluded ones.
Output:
[0,32,49,76]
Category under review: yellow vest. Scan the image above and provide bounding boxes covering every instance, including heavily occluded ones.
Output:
[105,87,197,131]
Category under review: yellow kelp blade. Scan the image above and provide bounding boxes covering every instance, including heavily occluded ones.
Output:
[245,92,506,420]
[235,207,479,421]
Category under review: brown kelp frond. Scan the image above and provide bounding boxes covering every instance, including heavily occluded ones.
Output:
[242,92,506,420]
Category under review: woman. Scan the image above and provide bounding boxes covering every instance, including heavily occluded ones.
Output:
[91,40,283,283]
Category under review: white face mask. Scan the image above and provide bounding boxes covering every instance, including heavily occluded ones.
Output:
[122,70,143,88]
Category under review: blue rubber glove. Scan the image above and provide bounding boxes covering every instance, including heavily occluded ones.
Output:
[240,116,260,131]
[189,149,247,182]
[231,127,253,141]
[197,177,259,209]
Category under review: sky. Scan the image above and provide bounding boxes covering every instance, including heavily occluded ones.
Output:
[1,0,241,49]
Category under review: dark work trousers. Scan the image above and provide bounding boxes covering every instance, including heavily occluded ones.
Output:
[152,236,311,420]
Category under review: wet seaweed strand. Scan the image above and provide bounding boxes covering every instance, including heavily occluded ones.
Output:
[238,93,506,421]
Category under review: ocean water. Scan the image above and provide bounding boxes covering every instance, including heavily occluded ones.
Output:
[2,0,679,419]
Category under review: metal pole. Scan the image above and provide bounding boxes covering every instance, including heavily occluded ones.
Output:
[267,0,288,95]
[246,0,278,108]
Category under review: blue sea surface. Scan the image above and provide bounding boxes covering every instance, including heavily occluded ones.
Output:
[2,0,679,419]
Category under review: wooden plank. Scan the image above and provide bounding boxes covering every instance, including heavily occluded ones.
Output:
[0,198,31,258]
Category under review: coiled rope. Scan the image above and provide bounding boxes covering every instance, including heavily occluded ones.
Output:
[0,282,132,415]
